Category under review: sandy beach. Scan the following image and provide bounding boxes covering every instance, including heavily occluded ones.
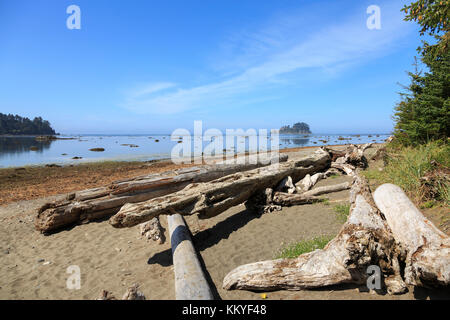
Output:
[1,145,449,300]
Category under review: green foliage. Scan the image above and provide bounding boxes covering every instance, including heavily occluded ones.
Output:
[393,52,450,145]
[366,141,449,204]
[0,113,56,135]
[402,0,449,55]
[394,1,449,146]
[333,203,351,223]
[276,236,334,259]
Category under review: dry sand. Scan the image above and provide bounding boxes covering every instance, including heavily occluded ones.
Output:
[1,146,449,300]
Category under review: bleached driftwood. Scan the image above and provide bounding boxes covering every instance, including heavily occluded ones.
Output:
[302,182,351,197]
[139,217,165,244]
[331,162,356,176]
[35,154,288,233]
[97,290,117,300]
[272,182,351,206]
[109,150,330,228]
[224,177,450,293]
[97,284,146,300]
[223,175,409,294]
[122,284,146,300]
[296,172,326,192]
[168,213,214,300]
[373,184,450,287]
[276,176,296,194]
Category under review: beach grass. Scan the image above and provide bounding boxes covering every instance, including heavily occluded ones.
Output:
[276,235,334,259]
[333,203,350,223]
[362,141,449,205]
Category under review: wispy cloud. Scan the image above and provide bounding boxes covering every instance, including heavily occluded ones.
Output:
[122,2,413,115]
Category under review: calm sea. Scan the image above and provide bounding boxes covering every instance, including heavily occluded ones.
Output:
[0,133,390,168]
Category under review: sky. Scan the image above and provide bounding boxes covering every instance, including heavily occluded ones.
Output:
[0,0,424,134]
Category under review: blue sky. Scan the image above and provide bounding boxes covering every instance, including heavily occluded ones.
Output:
[0,0,423,134]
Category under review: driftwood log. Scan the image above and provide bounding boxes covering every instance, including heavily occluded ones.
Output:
[373,184,450,287]
[168,213,214,300]
[222,175,409,294]
[109,150,330,228]
[223,176,449,293]
[272,182,351,206]
[35,154,288,233]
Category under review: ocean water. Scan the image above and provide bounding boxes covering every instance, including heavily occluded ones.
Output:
[0,133,390,168]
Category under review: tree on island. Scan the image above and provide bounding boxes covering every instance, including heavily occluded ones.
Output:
[280,122,311,134]
[0,113,56,135]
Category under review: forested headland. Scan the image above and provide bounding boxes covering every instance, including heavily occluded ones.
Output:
[0,113,56,135]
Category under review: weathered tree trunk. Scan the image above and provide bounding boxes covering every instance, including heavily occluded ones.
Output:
[373,184,450,288]
[35,154,288,233]
[271,182,351,206]
[109,150,331,228]
[168,214,214,300]
[296,172,326,192]
[223,175,408,294]
[302,182,351,197]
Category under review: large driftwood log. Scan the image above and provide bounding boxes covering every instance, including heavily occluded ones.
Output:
[168,214,214,300]
[373,184,450,288]
[35,154,288,233]
[109,150,331,228]
[223,175,408,294]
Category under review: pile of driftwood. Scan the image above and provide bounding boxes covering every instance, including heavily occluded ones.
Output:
[35,154,288,233]
[34,143,449,298]
[223,144,449,294]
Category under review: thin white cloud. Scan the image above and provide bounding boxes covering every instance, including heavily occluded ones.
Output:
[127,82,176,97]
[122,2,414,115]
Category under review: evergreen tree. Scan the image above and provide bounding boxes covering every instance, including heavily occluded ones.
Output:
[393,0,449,145]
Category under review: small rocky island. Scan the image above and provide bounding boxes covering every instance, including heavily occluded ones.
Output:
[280,122,311,134]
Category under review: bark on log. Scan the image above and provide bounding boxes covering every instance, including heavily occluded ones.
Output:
[223,174,408,294]
[373,184,450,288]
[168,214,214,300]
[109,150,331,228]
[35,154,288,233]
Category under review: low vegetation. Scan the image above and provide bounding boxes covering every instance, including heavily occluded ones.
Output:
[363,141,449,205]
[333,203,350,223]
[276,236,334,259]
